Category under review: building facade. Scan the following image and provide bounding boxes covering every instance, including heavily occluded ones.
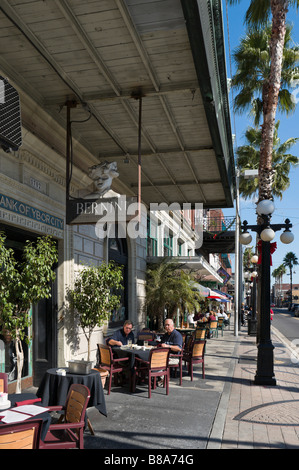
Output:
[0,0,235,391]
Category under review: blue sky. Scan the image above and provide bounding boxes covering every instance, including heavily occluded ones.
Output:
[222,0,299,285]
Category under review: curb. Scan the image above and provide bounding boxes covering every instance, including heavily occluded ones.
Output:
[206,335,240,449]
[271,325,299,363]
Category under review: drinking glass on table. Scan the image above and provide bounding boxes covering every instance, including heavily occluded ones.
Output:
[128,339,132,347]
[144,340,148,347]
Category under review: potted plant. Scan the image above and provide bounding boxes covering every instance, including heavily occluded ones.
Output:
[0,233,58,393]
[68,261,123,363]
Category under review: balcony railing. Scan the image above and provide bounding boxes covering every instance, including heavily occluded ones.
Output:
[203,216,236,234]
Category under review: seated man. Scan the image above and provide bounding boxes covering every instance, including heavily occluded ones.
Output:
[160,319,183,368]
[107,320,134,347]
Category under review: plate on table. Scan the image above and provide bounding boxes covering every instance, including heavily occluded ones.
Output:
[0,401,11,410]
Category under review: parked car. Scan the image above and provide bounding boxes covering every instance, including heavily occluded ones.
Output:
[294,305,299,317]
[292,303,299,312]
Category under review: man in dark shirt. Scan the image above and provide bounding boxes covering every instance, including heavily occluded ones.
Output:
[160,319,183,354]
[108,320,135,346]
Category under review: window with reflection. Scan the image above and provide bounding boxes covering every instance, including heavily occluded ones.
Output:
[108,229,128,327]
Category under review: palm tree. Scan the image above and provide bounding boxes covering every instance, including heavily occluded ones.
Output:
[283,252,299,304]
[145,259,202,330]
[237,122,299,199]
[232,24,299,126]
[170,270,202,319]
[243,246,254,270]
[272,263,286,305]
[228,0,299,201]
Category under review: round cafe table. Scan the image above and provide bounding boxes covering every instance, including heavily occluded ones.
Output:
[36,368,107,435]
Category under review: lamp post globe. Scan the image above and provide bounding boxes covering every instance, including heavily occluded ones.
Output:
[260,227,275,242]
[280,230,294,244]
[240,232,252,245]
[256,199,275,216]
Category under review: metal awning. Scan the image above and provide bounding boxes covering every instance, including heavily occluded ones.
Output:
[0,0,235,209]
[147,254,223,284]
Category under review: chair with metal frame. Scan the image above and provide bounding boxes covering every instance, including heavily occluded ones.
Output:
[183,339,206,381]
[133,348,170,398]
[39,384,90,449]
[194,326,207,340]
[137,331,155,343]
[208,320,218,338]
[0,420,43,449]
[217,317,224,336]
[168,349,183,385]
[97,343,130,395]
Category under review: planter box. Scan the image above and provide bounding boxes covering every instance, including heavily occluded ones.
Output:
[68,360,92,375]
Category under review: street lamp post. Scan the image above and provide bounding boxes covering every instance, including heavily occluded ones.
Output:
[240,200,294,386]
[246,258,258,337]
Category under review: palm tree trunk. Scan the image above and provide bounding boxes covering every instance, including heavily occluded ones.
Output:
[259,0,288,201]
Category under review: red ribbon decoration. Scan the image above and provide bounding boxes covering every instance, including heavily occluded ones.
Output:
[257,240,277,266]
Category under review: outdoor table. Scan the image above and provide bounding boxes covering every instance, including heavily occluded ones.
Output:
[176,328,195,335]
[0,392,51,441]
[113,345,152,392]
[113,345,151,369]
[36,368,107,435]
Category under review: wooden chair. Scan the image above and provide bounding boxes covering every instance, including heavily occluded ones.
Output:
[182,335,193,356]
[209,320,218,338]
[39,384,90,449]
[168,350,183,385]
[195,327,206,340]
[0,373,8,393]
[137,332,155,342]
[0,419,43,449]
[97,343,130,395]
[133,348,170,398]
[183,340,206,381]
[217,317,224,336]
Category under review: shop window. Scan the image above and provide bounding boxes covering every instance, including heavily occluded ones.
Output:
[108,228,128,327]
[163,235,173,256]
[147,217,158,256]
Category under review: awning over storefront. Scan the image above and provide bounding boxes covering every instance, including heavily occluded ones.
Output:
[212,288,233,300]
[191,282,229,301]
[171,255,224,284]
[191,282,210,298]
[147,255,223,284]
[0,0,235,210]
[208,289,227,300]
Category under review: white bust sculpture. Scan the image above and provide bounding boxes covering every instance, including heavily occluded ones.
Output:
[84,161,119,198]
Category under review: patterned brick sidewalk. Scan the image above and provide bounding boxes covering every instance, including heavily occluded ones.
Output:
[221,328,299,449]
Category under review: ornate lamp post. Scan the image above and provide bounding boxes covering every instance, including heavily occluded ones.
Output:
[245,258,258,337]
[240,200,294,386]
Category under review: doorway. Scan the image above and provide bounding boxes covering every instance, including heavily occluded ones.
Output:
[0,224,57,387]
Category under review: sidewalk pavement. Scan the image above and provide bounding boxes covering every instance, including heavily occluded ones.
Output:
[219,324,299,449]
[24,321,299,450]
